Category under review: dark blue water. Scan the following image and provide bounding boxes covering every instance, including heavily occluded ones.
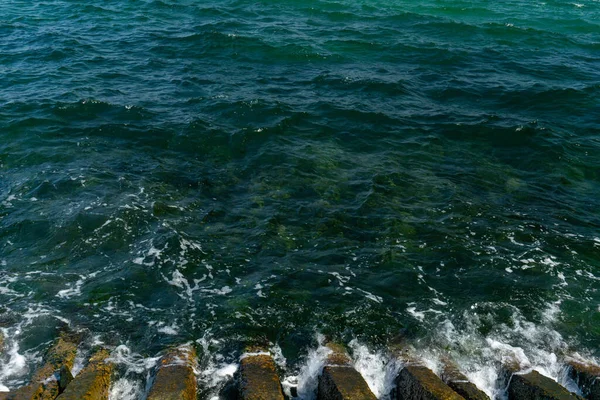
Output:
[1,0,599,398]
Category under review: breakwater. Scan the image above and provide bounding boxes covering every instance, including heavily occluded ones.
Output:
[0,331,598,400]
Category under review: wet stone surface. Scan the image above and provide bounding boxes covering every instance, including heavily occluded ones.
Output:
[395,365,465,400]
[446,380,489,400]
[0,334,78,400]
[567,360,600,400]
[56,348,113,400]
[507,370,580,400]
[239,354,284,400]
[318,366,377,400]
[441,362,489,400]
[325,343,352,367]
[147,346,197,400]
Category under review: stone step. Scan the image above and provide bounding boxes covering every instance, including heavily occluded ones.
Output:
[395,365,465,400]
[56,349,113,400]
[3,336,599,400]
[507,370,581,400]
[389,341,465,400]
[239,350,285,400]
[0,333,79,400]
[317,343,377,400]
[147,346,197,400]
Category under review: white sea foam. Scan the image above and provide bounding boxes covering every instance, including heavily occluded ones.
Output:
[0,329,28,392]
[106,345,161,400]
[202,286,232,296]
[406,306,425,321]
[71,348,87,377]
[349,340,401,399]
[56,277,85,299]
[109,378,144,400]
[196,335,238,398]
[163,269,199,300]
[270,343,287,369]
[422,301,579,399]
[157,322,179,335]
[284,334,331,400]
[56,272,99,299]
[108,345,161,375]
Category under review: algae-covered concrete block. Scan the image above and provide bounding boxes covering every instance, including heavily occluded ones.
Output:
[441,363,489,400]
[318,366,377,400]
[56,348,113,400]
[395,365,465,400]
[325,343,352,366]
[317,342,376,400]
[239,353,284,400]
[567,359,600,400]
[0,333,79,400]
[507,370,580,400]
[147,346,197,400]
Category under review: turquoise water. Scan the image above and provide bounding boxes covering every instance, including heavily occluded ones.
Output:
[1,0,599,398]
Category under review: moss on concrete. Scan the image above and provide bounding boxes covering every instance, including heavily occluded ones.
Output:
[56,349,113,400]
[446,381,489,400]
[147,346,197,400]
[507,370,580,400]
[395,366,465,400]
[325,343,351,366]
[239,354,284,400]
[318,366,377,400]
[0,334,79,400]
[441,361,489,400]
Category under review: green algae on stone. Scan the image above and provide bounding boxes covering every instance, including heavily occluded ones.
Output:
[56,348,113,400]
[441,362,489,400]
[318,366,377,400]
[325,342,352,366]
[507,370,580,400]
[317,341,376,400]
[395,366,465,400]
[239,354,284,400]
[0,333,79,400]
[147,346,198,400]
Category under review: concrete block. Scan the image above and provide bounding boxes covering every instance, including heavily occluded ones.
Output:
[395,365,465,400]
[56,348,113,400]
[0,334,78,400]
[441,362,489,400]
[239,353,284,400]
[318,366,377,400]
[147,346,197,400]
[507,370,580,400]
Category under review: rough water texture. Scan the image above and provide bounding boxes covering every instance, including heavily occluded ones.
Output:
[0,0,599,399]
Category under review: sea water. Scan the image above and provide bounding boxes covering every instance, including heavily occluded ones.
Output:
[0,0,599,398]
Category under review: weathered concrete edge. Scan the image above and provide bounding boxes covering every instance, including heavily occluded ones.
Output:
[0,333,79,400]
[147,345,198,400]
[56,348,114,400]
[239,350,285,400]
[507,370,580,400]
[441,360,490,400]
[317,342,376,400]
[395,364,465,400]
